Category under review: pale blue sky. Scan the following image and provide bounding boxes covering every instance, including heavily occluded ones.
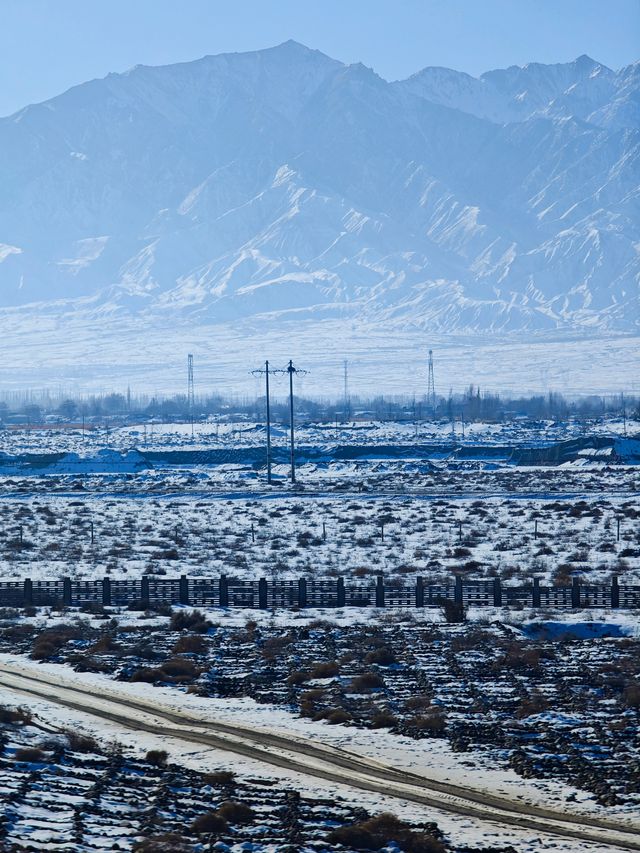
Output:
[1,0,638,117]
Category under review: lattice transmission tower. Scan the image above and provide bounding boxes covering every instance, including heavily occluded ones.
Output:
[427,349,436,415]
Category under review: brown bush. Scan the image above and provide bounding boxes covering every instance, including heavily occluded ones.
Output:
[623,681,640,709]
[172,634,207,654]
[65,731,99,753]
[327,812,445,853]
[350,672,385,692]
[14,746,45,762]
[371,711,398,729]
[324,708,352,725]
[411,709,447,733]
[500,643,542,671]
[129,667,163,683]
[30,623,89,660]
[217,800,254,824]
[170,609,212,634]
[202,770,236,786]
[0,705,32,725]
[261,634,293,660]
[145,749,168,767]
[310,660,340,678]
[191,811,228,834]
[133,833,192,852]
[159,656,200,680]
[286,669,311,685]
[515,690,549,718]
[404,695,433,712]
[364,646,397,666]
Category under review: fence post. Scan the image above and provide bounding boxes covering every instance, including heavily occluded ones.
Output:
[571,576,581,609]
[141,576,150,607]
[258,578,268,609]
[611,575,619,609]
[219,575,229,608]
[23,578,33,608]
[416,576,424,608]
[336,577,345,608]
[298,577,307,608]
[179,575,190,606]
[63,577,72,607]
[492,577,502,607]
[454,576,463,606]
[102,577,111,607]
[376,574,385,607]
[532,577,541,608]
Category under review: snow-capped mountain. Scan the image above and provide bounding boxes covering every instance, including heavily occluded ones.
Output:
[0,41,637,361]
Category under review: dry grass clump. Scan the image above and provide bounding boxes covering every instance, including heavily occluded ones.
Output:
[327,812,446,852]
[169,609,212,633]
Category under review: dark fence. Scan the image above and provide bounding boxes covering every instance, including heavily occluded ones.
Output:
[0,575,637,610]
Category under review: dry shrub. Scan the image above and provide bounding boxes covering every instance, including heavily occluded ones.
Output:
[133,833,192,852]
[14,746,45,762]
[0,705,32,725]
[170,609,212,634]
[364,646,397,666]
[404,695,433,712]
[324,708,352,725]
[327,812,445,853]
[65,731,99,753]
[371,710,398,729]
[202,770,236,786]
[191,811,228,834]
[623,681,640,709]
[515,690,549,719]
[129,667,163,684]
[350,672,384,692]
[173,634,207,654]
[499,643,542,672]
[310,660,340,678]
[216,800,254,824]
[145,749,168,767]
[30,623,88,660]
[411,709,447,733]
[159,656,200,680]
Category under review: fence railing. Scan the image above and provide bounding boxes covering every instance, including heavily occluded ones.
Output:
[0,575,637,610]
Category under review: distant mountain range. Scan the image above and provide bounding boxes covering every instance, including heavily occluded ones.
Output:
[0,41,638,394]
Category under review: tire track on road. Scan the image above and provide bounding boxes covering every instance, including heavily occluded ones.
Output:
[0,664,638,850]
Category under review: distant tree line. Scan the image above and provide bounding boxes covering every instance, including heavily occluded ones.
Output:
[0,386,637,426]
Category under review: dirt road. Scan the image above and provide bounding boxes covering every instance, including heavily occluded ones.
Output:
[0,661,638,851]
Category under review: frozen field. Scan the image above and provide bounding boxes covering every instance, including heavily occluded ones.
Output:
[0,419,638,586]
[0,489,639,586]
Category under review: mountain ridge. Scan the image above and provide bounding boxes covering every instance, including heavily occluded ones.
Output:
[0,41,637,353]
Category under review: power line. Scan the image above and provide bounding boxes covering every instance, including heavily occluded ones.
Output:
[343,359,350,422]
[250,360,274,485]
[286,360,308,484]
[250,360,308,484]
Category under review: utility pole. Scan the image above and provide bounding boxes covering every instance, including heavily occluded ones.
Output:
[250,361,274,484]
[187,354,195,438]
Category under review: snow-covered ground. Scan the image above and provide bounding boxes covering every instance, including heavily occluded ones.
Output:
[1,650,637,853]
[0,489,637,585]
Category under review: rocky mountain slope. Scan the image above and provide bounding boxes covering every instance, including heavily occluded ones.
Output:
[0,40,637,343]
